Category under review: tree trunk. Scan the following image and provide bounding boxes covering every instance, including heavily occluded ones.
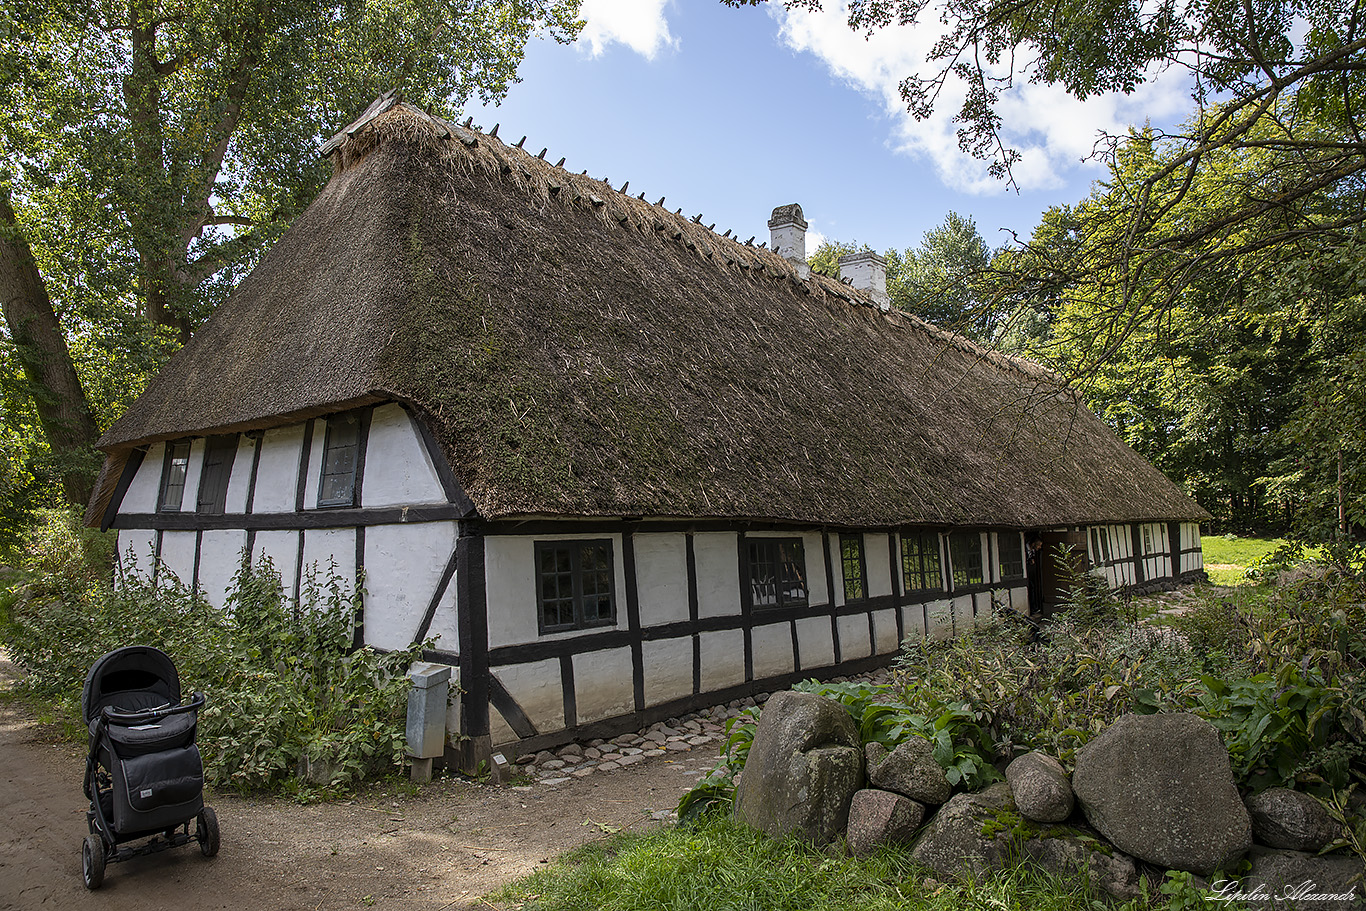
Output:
[0,183,102,507]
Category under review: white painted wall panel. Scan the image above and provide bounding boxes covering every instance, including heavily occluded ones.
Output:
[827,535,844,607]
[158,531,197,589]
[122,444,164,513]
[485,533,626,648]
[301,527,357,598]
[901,603,928,642]
[699,629,746,691]
[198,530,247,608]
[751,622,794,680]
[926,599,954,639]
[803,532,829,606]
[572,647,636,724]
[795,616,835,670]
[361,404,447,508]
[116,529,159,582]
[634,533,690,627]
[252,530,299,600]
[837,613,871,660]
[179,439,206,514]
[252,425,305,513]
[873,609,899,655]
[694,532,741,619]
[865,534,892,598]
[223,435,256,514]
[364,521,458,651]
[425,571,460,654]
[643,637,692,707]
[490,659,563,743]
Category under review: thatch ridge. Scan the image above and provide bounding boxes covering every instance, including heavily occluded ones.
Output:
[93,101,1207,528]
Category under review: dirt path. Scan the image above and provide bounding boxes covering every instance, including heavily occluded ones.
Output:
[0,657,717,911]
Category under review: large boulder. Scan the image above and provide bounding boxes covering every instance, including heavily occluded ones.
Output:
[865,739,952,805]
[1234,846,1364,911]
[1244,787,1340,852]
[733,691,864,844]
[846,789,925,856]
[909,782,1015,879]
[1072,713,1252,876]
[1021,834,1142,902]
[1006,751,1075,823]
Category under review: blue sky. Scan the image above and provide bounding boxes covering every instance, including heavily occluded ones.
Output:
[465,1,1194,257]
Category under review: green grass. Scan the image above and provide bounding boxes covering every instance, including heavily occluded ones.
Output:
[495,815,1139,911]
[1199,535,1286,586]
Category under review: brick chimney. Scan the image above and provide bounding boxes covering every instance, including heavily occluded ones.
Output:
[768,204,810,280]
[838,251,891,311]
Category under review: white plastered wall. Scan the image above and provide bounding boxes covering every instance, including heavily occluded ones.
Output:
[872,608,900,655]
[572,647,636,724]
[485,533,631,649]
[223,436,256,514]
[198,530,247,607]
[252,425,305,513]
[865,533,892,598]
[642,637,692,707]
[837,613,871,660]
[361,404,447,508]
[699,629,746,691]
[694,532,741,618]
[795,616,834,670]
[489,659,564,745]
[121,443,164,513]
[116,529,159,582]
[751,622,794,679]
[300,527,357,599]
[158,531,197,589]
[252,530,299,599]
[301,421,326,509]
[634,532,690,627]
[364,521,458,651]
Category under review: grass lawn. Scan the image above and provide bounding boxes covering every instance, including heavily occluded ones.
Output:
[495,815,1136,911]
[1199,535,1287,586]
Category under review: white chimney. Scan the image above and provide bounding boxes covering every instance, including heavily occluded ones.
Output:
[768,203,810,280]
[838,251,891,311]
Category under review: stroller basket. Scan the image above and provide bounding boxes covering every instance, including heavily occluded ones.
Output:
[79,645,219,889]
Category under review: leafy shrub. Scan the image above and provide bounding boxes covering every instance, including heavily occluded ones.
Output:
[3,547,422,794]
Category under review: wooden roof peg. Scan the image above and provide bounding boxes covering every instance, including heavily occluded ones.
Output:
[515,136,526,148]
[537,148,547,159]
[555,157,566,168]
[488,124,499,138]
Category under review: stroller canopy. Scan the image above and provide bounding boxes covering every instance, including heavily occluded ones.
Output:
[82,646,182,724]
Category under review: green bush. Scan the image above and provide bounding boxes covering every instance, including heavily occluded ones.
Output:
[3,546,423,794]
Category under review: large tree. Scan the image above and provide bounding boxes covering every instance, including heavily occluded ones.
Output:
[726,0,1366,352]
[0,0,582,518]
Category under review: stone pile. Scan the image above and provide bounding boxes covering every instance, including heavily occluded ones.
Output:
[734,700,1363,907]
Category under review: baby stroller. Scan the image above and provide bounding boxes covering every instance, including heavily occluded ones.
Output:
[80,645,219,889]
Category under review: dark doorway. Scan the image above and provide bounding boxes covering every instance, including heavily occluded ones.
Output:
[1037,530,1088,615]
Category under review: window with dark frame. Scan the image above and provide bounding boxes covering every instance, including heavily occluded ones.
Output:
[840,533,866,601]
[901,530,943,593]
[998,532,1025,580]
[317,414,361,507]
[1142,524,1154,554]
[196,434,238,515]
[748,537,808,609]
[535,540,617,633]
[948,531,984,589]
[157,441,192,512]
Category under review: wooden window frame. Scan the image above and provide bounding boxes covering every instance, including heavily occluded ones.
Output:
[948,531,984,590]
[747,537,809,610]
[157,440,192,513]
[839,533,867,602]
[997,532,1025,581]
[196,434,239,515]
[900,530,943,595]
[534,539,617,634]
[317,414,362,508]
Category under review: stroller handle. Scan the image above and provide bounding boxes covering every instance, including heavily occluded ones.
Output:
[99,692,206,727]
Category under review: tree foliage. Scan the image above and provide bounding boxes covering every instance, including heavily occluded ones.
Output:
[0,0,582,533]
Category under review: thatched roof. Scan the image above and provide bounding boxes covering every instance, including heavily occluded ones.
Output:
[91,99,1207,528]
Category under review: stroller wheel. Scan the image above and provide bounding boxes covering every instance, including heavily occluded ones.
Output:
[81,834,106,889]
[196,806,220,857]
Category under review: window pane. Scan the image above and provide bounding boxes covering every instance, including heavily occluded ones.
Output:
[748,541,778,607]
[536,540,615,632]
[841,534,865,601]
[998,533,1024,580]
[159,441,191,512]
[950,532,983,588]
[778,540,808,606]
[318,416,360,507]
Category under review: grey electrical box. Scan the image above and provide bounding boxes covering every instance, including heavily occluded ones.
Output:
[406,663,451,760]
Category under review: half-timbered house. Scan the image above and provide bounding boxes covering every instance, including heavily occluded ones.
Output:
[87,96,1208,767]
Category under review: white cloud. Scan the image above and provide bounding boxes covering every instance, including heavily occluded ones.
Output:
[772,3,1191,193]
[576,0,677,60]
